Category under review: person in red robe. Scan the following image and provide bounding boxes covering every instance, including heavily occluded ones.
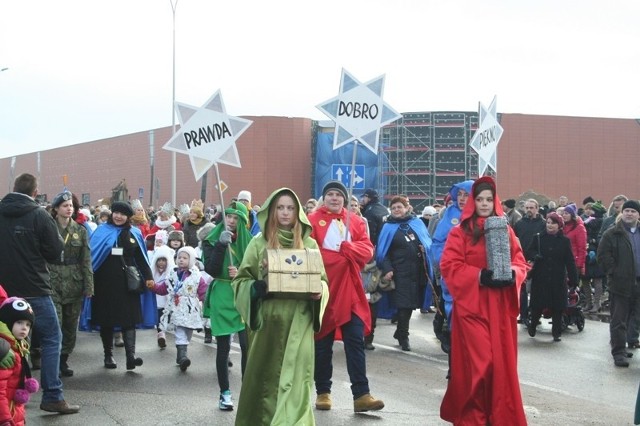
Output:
[439,176,528,425]
[308,181,384,413]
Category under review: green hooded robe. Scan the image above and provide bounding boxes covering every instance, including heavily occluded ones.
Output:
[233,188,329,426]
[202,202,253,336]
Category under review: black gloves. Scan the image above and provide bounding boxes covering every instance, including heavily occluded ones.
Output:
[480,269,494,286]
[252,280,268,300]
[480,269,515,288]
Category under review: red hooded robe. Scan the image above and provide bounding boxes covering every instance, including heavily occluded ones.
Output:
[439,176,528,426]
[308,206,373,340]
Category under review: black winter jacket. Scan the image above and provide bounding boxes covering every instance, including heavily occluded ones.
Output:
[598,220,640,298]
[0,193,64,297]
[362,201,388,246]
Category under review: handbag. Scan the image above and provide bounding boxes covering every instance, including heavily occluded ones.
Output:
[361,261,381,293]
[123,258,144,294]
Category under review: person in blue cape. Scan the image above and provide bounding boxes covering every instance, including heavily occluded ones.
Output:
[431,179,474,351]
[375,195,434,351]
[89,201,156,370]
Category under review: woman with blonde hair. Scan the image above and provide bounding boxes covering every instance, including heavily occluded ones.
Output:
[233,188,328,425]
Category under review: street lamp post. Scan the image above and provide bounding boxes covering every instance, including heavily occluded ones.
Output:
[170,0,178,207]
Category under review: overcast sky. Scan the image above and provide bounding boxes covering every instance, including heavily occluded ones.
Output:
[1,0,638,158]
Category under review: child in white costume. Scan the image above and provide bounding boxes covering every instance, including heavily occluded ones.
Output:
[147,246,207,371]
[149,245,175,349]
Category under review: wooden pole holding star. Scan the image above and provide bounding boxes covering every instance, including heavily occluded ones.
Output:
[162,90,252,266]
[317,68,402,237]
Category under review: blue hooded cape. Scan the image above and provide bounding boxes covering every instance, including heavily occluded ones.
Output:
[431,179,474,321]
[375,216,434,319]
[80,223,156,331]
[90,223,149,271]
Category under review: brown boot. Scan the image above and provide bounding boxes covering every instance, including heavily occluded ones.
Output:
[354,393,384,412]
[315,393,332,410]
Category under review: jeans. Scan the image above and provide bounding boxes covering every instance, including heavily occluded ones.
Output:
[27,296,64,403]
[315,313,369,399]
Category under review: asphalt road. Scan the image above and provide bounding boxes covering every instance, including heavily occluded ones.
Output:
[25,312,637,425]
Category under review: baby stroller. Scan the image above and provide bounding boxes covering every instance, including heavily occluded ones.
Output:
[529,287,586,332]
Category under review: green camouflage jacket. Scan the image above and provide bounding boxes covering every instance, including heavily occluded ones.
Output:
[48,220,94,303]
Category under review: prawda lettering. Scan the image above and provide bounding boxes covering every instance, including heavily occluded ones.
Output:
[479,125,498,148]
[338,101,379,120]
[183,122,232,149]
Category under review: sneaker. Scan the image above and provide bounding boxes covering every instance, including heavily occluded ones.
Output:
[157,331,166,349]
[219,390,234,411]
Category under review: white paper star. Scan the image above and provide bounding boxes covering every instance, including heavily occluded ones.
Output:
[317,68,402,154]
[163,90,253,181]
[469,96,503,176]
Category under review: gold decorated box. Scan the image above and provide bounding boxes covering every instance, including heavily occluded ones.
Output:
[264,248,323,295]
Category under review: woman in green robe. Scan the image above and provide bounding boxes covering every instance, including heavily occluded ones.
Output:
[233,188,329,425]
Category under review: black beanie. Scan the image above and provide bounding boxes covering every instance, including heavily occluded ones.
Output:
[322,181,348,201]
[503,199,516,209]
[111,201,134,217]
[622,200,640,214]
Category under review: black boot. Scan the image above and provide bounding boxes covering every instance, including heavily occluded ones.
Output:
[60,353,74,377]
[122,328,143,370]
[176,345,191,372]
[30,348,41,370]
[100,328,117,369]
[396,309,412,351]
[204,328,212,344]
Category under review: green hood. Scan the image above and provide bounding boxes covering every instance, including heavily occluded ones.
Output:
[257,188,312,240]
[204,201,253,271]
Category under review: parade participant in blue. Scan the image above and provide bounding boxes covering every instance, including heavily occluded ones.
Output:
[89,201,156,370]
[376,195,434,351]
[431,180,474,350]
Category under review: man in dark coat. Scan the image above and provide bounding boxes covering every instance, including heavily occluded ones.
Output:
[360,189,388,247]
[514,199,546,324]
[0,173,80,414]
[598,199,640,367]
[360,188,389,350]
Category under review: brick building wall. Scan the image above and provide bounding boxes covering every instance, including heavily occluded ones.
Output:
[1,113,639,210]
[497,114,640,204]
[0,116,315,209]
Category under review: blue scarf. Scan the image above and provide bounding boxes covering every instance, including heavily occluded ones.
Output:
[90,223,149,271]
